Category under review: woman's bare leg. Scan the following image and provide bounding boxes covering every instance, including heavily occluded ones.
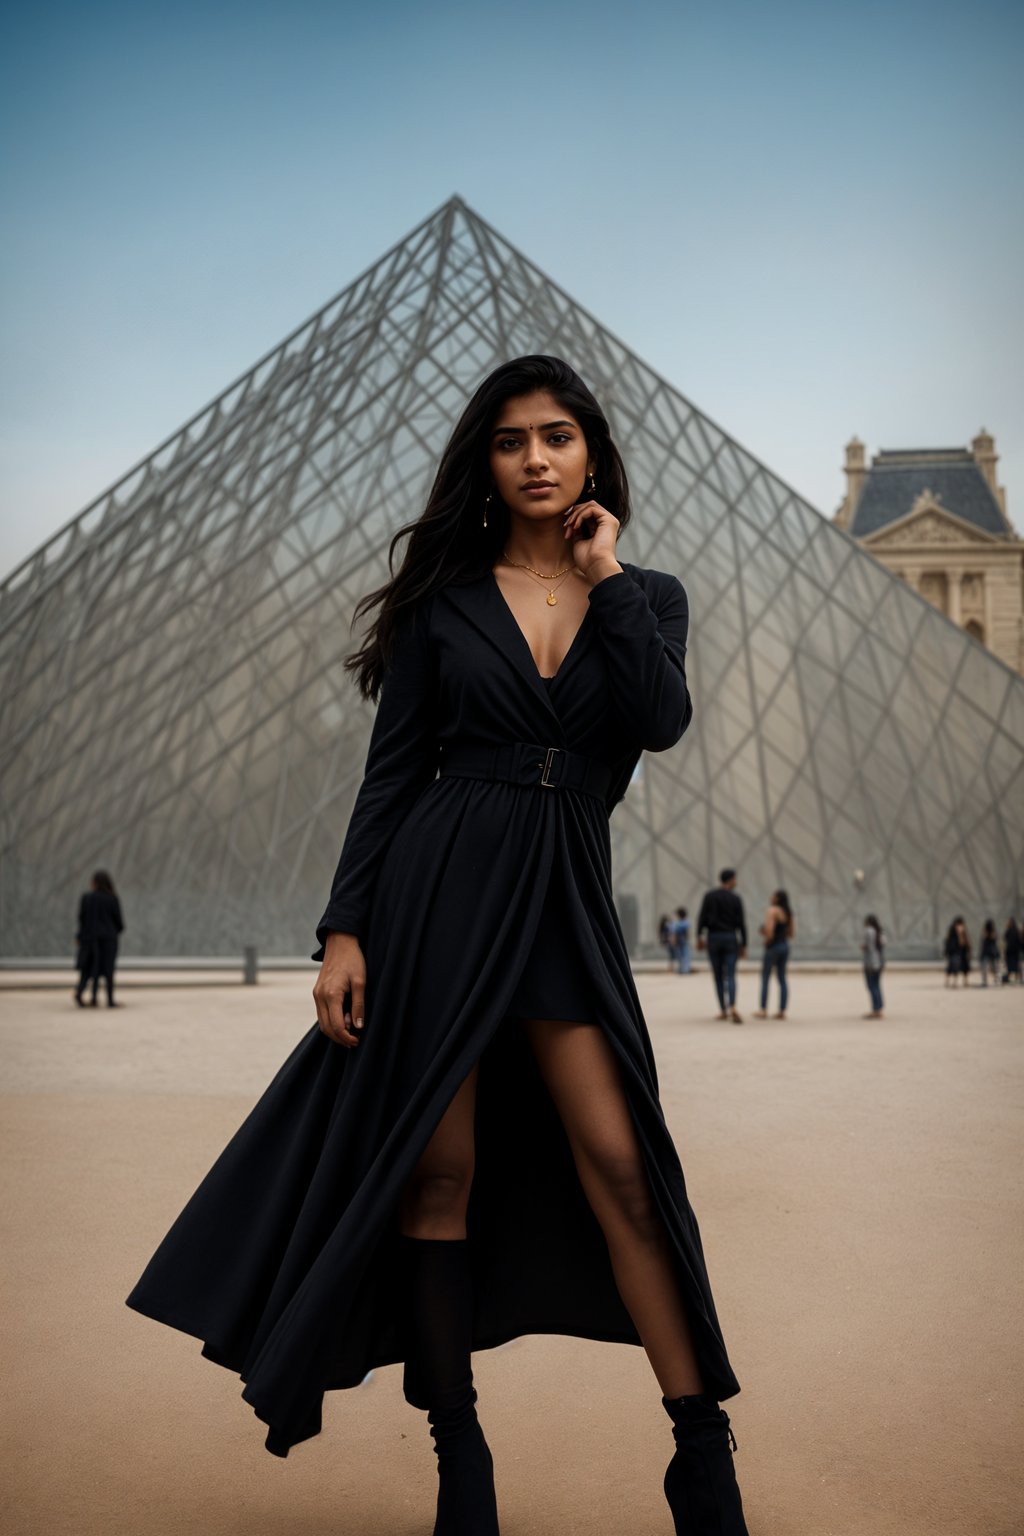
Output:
[522,1017,705,1398]
[395,1062,499,1533]
[398,1062,479,1238]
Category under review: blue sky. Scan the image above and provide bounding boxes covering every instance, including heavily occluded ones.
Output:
[2,0,1022,578]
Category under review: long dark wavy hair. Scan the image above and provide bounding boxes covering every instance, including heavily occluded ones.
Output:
[772,888,793,938]
[344,356,632,701]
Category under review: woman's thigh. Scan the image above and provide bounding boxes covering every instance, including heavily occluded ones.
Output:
[398,1060,480,1230]
[520,1018,660,1239]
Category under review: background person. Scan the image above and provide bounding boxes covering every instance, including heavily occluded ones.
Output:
[74,870,124,1008]
[1002,917,1022,984]
[696,869,747,1024]
[671,906,692,975]
[753,889,793,1020]
[861,914,886,1018]
[978,920,1000,988]
[943,917,971,988]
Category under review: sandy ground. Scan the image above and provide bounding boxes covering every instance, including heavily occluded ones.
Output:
[1,966,1021,1535]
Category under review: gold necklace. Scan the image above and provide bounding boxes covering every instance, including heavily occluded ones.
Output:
[501,549,575,606]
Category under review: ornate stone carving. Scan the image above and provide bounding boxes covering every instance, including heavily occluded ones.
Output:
[866,508,996,548]
[911,488,939,515]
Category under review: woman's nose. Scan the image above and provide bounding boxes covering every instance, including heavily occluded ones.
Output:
[522,435,548,471]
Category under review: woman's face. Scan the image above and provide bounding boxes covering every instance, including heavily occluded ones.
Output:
[488,389,593,520]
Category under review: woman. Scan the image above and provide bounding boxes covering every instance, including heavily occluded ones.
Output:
[73,869,123,1007]
[943,916,971,988]
[861,914,885,1018]
[753,889,793,1019]
[978,919,1000,988]
[125,357,746,1535]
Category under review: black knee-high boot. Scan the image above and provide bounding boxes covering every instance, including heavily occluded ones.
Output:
[662,1393,749,1535]
[399,1235,500,1536]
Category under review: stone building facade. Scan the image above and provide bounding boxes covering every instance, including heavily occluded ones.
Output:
[834,432,1024,675]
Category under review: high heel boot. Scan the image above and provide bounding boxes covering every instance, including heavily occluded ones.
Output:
[427,1376,498,1536]
[661,1392,749,1535]
[399,1234,500,1536]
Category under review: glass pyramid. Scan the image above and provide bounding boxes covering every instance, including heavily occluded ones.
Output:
[2,196,1021,959]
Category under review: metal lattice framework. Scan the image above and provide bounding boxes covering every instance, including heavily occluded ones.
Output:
[2,196,1022,958]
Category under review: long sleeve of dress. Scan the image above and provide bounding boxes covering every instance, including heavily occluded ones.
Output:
[311,601,438,962]
[586,568,692,751]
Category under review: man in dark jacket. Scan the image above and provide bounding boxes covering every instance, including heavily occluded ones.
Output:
[74,870,124,1007]
[696,869,747,1024]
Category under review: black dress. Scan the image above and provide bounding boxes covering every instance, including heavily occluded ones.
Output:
[125,562,741,1457]
[504,674,596,1023]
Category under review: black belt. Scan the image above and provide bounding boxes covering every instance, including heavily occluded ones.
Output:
[438,740,613,801]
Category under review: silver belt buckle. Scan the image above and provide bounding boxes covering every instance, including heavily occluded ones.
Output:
[539,746,562,787]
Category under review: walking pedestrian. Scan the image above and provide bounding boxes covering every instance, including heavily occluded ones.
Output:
[125,355,747,1534]
[943,917,971,988]
[861,914,886,1018]
[978,920,1000,988]
[753,890,793,1019]
[1001,917,1021,984]
[73,870,124,1007]
[696,870,747,1024]
[671,906,692,975]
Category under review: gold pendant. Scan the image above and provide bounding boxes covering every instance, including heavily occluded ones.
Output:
[547,592,558,605]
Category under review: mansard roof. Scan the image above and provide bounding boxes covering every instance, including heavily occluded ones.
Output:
[849,448,1011,539]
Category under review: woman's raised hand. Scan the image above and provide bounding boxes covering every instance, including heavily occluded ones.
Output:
[313,931,366,1048]
[563,499,622,581]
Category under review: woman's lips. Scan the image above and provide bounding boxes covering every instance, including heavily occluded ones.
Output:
[523,485,555,497]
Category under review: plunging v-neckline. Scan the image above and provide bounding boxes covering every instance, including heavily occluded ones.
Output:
[489,568,593,685]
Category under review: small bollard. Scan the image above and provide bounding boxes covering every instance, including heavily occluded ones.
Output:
[243,945,258,985]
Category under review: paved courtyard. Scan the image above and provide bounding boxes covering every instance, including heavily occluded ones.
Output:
[2,966,1021,1535]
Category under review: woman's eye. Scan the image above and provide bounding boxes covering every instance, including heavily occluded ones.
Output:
[549,433,571,444]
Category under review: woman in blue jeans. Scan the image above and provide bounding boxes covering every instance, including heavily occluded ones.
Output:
[672,906,692,975]
[753,889,793,1019]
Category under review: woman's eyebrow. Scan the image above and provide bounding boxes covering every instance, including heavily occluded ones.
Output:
[491,419,575,436]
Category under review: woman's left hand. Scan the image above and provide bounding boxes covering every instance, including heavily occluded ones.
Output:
[563,499,622,581]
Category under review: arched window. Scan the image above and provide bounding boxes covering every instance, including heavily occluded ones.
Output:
[965,619,985,645]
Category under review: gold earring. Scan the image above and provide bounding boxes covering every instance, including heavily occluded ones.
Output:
[588,472,596,495]
[484,492,491,528]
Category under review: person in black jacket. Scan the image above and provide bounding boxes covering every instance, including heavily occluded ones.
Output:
[943,916,970,988]
[74,870,124,1007]
[696,869,747,1024]
[125,356,747,1534]
[978,919,1000,987]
